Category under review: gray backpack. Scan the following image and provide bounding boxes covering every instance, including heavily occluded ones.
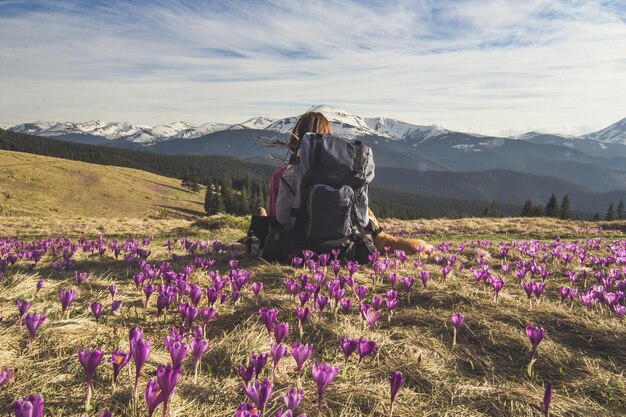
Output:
[266,132,376,260]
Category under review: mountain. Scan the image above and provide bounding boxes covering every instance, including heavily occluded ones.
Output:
[582,117,626,145]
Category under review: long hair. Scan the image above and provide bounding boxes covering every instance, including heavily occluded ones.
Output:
[287,112,333,153]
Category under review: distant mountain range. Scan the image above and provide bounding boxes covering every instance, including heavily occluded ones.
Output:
[3,105,626,216]
[7,105,626,145]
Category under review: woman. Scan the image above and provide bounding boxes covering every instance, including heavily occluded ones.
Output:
[267,111,430,255]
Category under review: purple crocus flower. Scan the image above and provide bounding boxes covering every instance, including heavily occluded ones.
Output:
[543,381,552,417]
[490,277,505,303]
[145,378,162,417]
[99,411,112,417]
[13,394,44,417]
[167,341,188,368]
[283,387,304,411]
[251,282,263,305]
[16,300,30,327]
[340,337,358,367]
[78,348,104,409]
[270,343,288,376]
[355,285,368,302]
[389,371,404,417]
[243,377,273,413]
[295,307,311,338]
[108,285,117,300]
[108,349,131,383]
[291,343,314,381]
[156,364,182,417]
[111,300,123,314]
[311,362,340,410]
[58,289,78,319]
[526,325,544,354]
[90,302,103,323]
[251,352,269,377]
[441,265,452,283]
[273,322,289,344]
[190,336,209,383]
[357,337,378,364]
[23,312,46,349]
[36,280,45,293]
[131,338,151,399]
[239,364,256,384]
[450,313,464,347]
[419,271,430,289]
[360,304,381,331]
[259,307,278,338]
[75,271,89,285]
[0,367,14,388]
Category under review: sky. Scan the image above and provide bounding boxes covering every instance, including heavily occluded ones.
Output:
[1,0,626,136]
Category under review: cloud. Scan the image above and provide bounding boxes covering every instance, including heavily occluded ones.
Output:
[0,0,625,136]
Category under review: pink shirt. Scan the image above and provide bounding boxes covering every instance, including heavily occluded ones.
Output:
[268,166,288,217]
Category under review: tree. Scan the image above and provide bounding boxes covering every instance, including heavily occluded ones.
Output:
[605,204,616,221]
[545,193,559,218]
[559,195,571,220]
[618,200,625,220]
[204,182,222,215]
[521,199,533,217]
[483,200,498,217]
[530,204,545,217]
[592,212,600,221]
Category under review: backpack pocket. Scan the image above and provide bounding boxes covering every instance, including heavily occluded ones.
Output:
[305,184,354,240]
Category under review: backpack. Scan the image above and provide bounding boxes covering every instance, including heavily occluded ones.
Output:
[260,132,379,262]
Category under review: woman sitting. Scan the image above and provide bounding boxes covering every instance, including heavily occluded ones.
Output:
[266,111,430,255]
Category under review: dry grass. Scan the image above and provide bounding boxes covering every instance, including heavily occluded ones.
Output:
[0,150,205,219]
[0,217,625,417]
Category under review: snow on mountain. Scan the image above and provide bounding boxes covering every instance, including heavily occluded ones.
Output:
[583,117,626,145]
[237,117,277,130]
[264,105,449,141]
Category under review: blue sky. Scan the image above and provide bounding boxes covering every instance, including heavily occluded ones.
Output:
[1,0,626,135]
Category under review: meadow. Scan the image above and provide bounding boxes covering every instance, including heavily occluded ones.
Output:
[0,214,625,417]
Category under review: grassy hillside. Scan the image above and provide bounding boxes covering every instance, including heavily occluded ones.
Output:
[0,150,205,219]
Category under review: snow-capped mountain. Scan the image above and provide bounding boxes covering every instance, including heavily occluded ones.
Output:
[264,105,449,142]
[5,107,626,147]
[582,117,626,145]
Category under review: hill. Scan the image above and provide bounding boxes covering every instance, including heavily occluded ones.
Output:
[0,150,206,218]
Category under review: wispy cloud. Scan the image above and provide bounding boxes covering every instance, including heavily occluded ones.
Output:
[1,0,625,135]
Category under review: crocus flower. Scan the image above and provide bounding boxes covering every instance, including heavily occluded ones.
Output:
[23,312,46,349]
[108,349,130,384]
[270,343,288,376]
[251,351,269,377]
[36,280,45,293]
[526,325,545,376]
[90,302,103,323]
[389,371,404,417]
[273,322,289,344]
[283,387,304,411]
[76,272,89,285]
[360,304,381,331]
[239,364,256,384]
[99,411,112,417]
[450,313,464,347]
[0,367,14,388]
[311,362,340,410]
[167,341,188,368]
[490,277,505,303]
[526,325,544,355]
[145,378,162,417]
[259,307,278,338]
[291,343,314,383]
[544,381,552,417]
[131,338,151,399]
[13,394,44,417]
[156,364,181,417]
[108,285,117,300]
[190,336,209,383]
[357,337,378,364]
[78,348,104,410]
[111,300,123,314]
[58,289,78,319]
[340,337,358,367]
[243,377,273,414]
[16,300,30,330]
[251,282,263,305]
